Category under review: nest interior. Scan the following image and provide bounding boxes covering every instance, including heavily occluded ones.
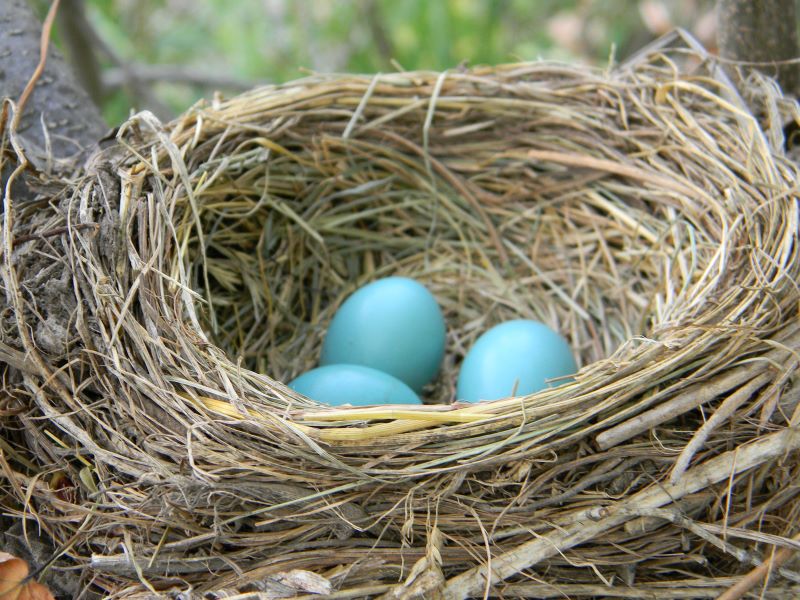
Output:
[2,36,800,598]
[177,75,692,398]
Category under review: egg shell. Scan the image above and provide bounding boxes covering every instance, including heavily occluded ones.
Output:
[289,364,421,406]
[320,277,446,391]
[456,319,577,402]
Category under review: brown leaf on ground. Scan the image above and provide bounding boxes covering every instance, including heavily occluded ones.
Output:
[0,553,55,600]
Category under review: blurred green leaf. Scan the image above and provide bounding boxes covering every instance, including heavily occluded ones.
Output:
[69,0,716,123]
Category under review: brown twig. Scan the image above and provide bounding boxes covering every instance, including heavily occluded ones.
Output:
[14,0,61,123]
[716,532,800,600]
[596,331,800,451]
[11,223,99,246]
[443,427,800,599]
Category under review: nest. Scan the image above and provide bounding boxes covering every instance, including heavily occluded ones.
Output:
[2,32,800,599]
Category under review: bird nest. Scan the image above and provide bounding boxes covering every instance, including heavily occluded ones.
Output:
[2,32,800,599]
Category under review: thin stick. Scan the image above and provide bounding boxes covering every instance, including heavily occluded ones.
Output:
[596,366,762,451]
[716,532,800,600]
[670,371,772,483]
[14,0,61,121]
[443,427,800,599]
[595,335,799,451]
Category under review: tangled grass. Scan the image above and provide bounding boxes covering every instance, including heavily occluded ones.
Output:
[1,32,799,598]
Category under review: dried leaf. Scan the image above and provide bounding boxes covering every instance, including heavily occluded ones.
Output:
[380,566,445,600]
[0,552,28,600]
[16,582,55,600]
[49,472,78,505]
[0,553,55,600]
[403,555,430,587]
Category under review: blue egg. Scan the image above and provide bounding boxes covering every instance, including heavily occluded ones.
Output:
[456,320,577,402]
[289,364,421,406]
[320,277,446,392]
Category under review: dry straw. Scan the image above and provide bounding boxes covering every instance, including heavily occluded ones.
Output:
[1,31,799,598]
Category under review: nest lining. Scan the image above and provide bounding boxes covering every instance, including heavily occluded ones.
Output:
[1,35,800,598]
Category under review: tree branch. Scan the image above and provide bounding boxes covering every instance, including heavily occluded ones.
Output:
[716,0,800,96]
[54,0,174,121]
[55,0,105,105]
[102,63,261,92]
[364,0,395,68]
[0,0,105,165]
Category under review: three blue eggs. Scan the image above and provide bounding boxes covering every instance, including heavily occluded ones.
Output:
[288,277,578,406]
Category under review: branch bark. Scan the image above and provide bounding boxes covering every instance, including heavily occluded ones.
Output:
[0,0,105,165]
[716,0,800,96]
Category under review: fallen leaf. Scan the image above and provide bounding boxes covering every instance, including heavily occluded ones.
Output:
[0,553,28,600]
[16,582,55,600]
[0,552,55,600]
[50,472,78,505]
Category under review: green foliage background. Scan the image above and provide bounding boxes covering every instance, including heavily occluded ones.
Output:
[45,0,715,124]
